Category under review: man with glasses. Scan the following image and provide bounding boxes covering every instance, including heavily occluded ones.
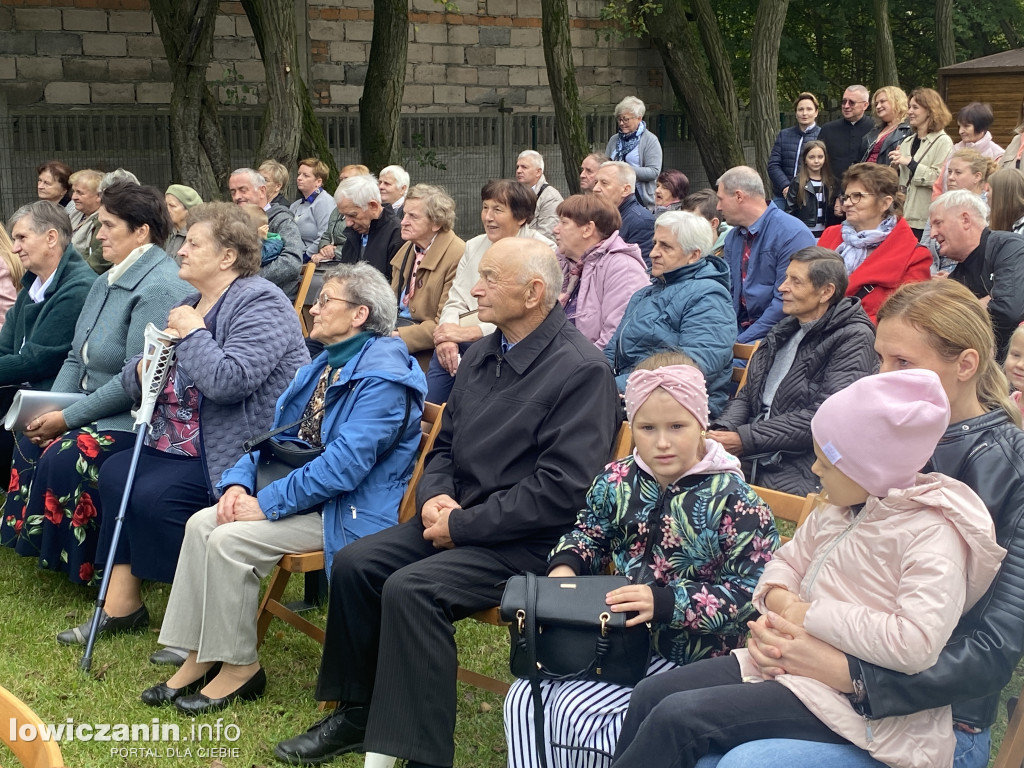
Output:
[819,85,874,182]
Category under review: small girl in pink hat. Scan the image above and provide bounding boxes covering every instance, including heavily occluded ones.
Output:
[612,368,1006,768]
[503,352,780,768]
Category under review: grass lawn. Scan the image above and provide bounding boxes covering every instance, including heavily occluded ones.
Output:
[0,540,1020,768]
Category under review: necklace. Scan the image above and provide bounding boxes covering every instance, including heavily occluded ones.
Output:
[195,281,233,316]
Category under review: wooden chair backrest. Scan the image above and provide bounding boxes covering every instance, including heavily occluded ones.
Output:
[612,420,633,460]
[993,693,1024,767]
[750,484,817,543]
[732,341,760,393]
[397,401,445,524]
[293,262,317,336]
[0,685,64,768]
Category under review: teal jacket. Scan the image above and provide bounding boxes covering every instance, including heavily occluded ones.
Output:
[0,244,96,389]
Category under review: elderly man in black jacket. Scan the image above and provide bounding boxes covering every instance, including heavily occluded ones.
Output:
[274,238,621,768]
[708,246,877,495]
[334,173,403,281]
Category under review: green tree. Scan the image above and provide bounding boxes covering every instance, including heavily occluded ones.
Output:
[359,0,409,172]
[541,0,590,194]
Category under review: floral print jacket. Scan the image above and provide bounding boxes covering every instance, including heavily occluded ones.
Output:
[548,455,780,666]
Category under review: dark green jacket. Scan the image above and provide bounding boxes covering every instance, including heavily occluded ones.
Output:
[0,244,97,389]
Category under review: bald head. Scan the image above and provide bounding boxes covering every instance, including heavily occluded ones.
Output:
[472,239,562,340]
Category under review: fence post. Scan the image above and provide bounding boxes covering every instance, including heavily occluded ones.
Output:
[531,114,538,151]
[0,93,13,224]
[498,100,512,177]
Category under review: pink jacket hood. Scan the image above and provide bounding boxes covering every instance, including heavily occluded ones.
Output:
[633,438,743,484]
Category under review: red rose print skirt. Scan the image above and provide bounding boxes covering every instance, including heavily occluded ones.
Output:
[0,427,133,585]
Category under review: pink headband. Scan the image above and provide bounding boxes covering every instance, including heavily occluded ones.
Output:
[624,365,710,428]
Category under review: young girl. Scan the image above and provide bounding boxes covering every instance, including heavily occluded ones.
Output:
[504,353,780,768]
[612,368,1006,768]
[943,148,998,198]
[1006,324,1024,417]
[785,140,835,237]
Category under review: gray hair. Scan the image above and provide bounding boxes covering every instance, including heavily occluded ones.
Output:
[930,189,990,227]
[335,174,381,209]
[405,184,456,231]
[585,152,610,165]
[98,167,140,193]
[379,165,410,192]
[615,96,646,119]
[519,244,563,311]
[717,166,765,198]
[655,210,713,257]
[600,160,636,191]
[846,84,870,102]
[322,262,397,336]
[230,168,267,189]
[8,200,72,252]
[517,150,544,172]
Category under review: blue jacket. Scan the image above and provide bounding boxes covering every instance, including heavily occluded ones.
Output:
[218,335,427,572]
[604,255,736,416]
[724,204,815,343]
[618,195,655,266]
[768,123,821,197]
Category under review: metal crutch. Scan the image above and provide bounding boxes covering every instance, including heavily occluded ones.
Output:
[80,323,178,672]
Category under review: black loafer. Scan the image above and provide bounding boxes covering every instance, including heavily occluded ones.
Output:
[174,667,267,716]
[149,646,189,666]
[273,707,368,765]
[56,605,149,646]
[140,662,223,707]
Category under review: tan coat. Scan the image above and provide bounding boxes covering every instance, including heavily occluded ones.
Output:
[897,130,954,230]
[389,228,465,354]
[735,473,1005,768]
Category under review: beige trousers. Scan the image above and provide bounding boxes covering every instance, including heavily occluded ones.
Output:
[158,505,323,665]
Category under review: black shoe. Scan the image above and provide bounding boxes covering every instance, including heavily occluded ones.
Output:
[173,667,266,716]
[273,707,368,765]
[140,662,223,707]
[56,605,149,646]
[149,646,189,666]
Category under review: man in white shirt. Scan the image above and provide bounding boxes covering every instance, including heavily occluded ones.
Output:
[516,150,563,240]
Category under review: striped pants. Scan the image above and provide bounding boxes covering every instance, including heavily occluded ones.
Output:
[504,657,677,768]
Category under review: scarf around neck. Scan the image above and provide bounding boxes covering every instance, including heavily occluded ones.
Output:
[836,215,897,274]
[615,121,646,162]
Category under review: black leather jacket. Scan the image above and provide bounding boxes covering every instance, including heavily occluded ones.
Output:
[849,409,1024,728]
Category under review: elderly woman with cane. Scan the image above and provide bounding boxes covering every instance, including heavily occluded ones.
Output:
[138,262,426,714]
[55,202,309,649]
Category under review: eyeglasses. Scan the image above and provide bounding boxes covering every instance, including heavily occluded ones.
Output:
[839,192,875,205]
[841,99,866,106]
[616,114,639,124]
[316,294,359,309]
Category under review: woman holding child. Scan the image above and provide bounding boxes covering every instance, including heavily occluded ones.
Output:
[647,279,1024,768]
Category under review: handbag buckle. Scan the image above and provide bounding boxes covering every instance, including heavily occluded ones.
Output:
[599,612,610,637]
[516,609,525,634]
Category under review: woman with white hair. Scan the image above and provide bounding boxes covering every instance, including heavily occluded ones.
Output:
[604,211,736,415]
[378,165,410,218]
[606,96,663,208]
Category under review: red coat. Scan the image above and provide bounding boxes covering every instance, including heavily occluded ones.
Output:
[817,218,932,322]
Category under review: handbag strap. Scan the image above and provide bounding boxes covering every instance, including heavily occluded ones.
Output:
[524,571,549,768]
[241,402,328,453]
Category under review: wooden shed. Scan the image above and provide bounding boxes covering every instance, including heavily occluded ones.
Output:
[938,48,1024,145]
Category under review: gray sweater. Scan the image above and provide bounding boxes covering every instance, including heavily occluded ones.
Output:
[121,275,310,491]
[51,245,191,433]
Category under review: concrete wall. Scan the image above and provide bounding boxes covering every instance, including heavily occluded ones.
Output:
[0,0,668,112]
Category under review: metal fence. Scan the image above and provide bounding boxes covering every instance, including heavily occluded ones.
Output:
[0,107,763,232]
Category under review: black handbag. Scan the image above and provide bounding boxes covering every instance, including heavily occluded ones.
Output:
[499,572,652,768]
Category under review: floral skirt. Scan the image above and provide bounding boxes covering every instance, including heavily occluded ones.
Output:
[0,426,133,585]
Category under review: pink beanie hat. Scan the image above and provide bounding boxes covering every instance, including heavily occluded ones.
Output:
[810,369,950,498]
[624,365,710,428]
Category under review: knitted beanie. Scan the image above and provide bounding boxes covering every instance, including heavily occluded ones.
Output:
[165,184,203,209]
[810,369,950,498]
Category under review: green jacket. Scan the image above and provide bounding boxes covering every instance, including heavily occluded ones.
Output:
[0,244,97,389]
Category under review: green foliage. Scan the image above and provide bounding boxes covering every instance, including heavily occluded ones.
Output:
[407,132,448,170]
[598,0,663,40]
[216,63,260,106]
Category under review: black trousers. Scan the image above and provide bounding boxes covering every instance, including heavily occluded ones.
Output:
[315,519,549,766]
[612,655,851,768]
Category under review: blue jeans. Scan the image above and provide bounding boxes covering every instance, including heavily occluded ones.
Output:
[694,728,990,768]
[425,342,474,404]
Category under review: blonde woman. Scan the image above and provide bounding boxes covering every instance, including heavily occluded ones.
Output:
[860,86,911,164]
[0,223,24,328]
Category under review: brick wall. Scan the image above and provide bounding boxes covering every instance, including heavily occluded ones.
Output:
[0,0,667,112]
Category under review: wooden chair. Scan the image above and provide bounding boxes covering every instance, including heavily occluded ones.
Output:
[750,484,818,543]
[0,684,64,768]
[254,402,446,648]
[732,341,760,394]
[293,262,317,337]
[994,689,1024,768]
[455,420,636,696]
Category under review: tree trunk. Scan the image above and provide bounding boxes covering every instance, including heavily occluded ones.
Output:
[648,0,744,183]
[540,0,589,194]
[936,0,955,68]
[239,0,302,170]
[150,0,224,200]
[689,0,739,128]
[873,0,899,87]
[749,0,790,190]
[360,0,409,172]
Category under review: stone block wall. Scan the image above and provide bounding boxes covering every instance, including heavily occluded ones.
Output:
[0,0,667,112]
